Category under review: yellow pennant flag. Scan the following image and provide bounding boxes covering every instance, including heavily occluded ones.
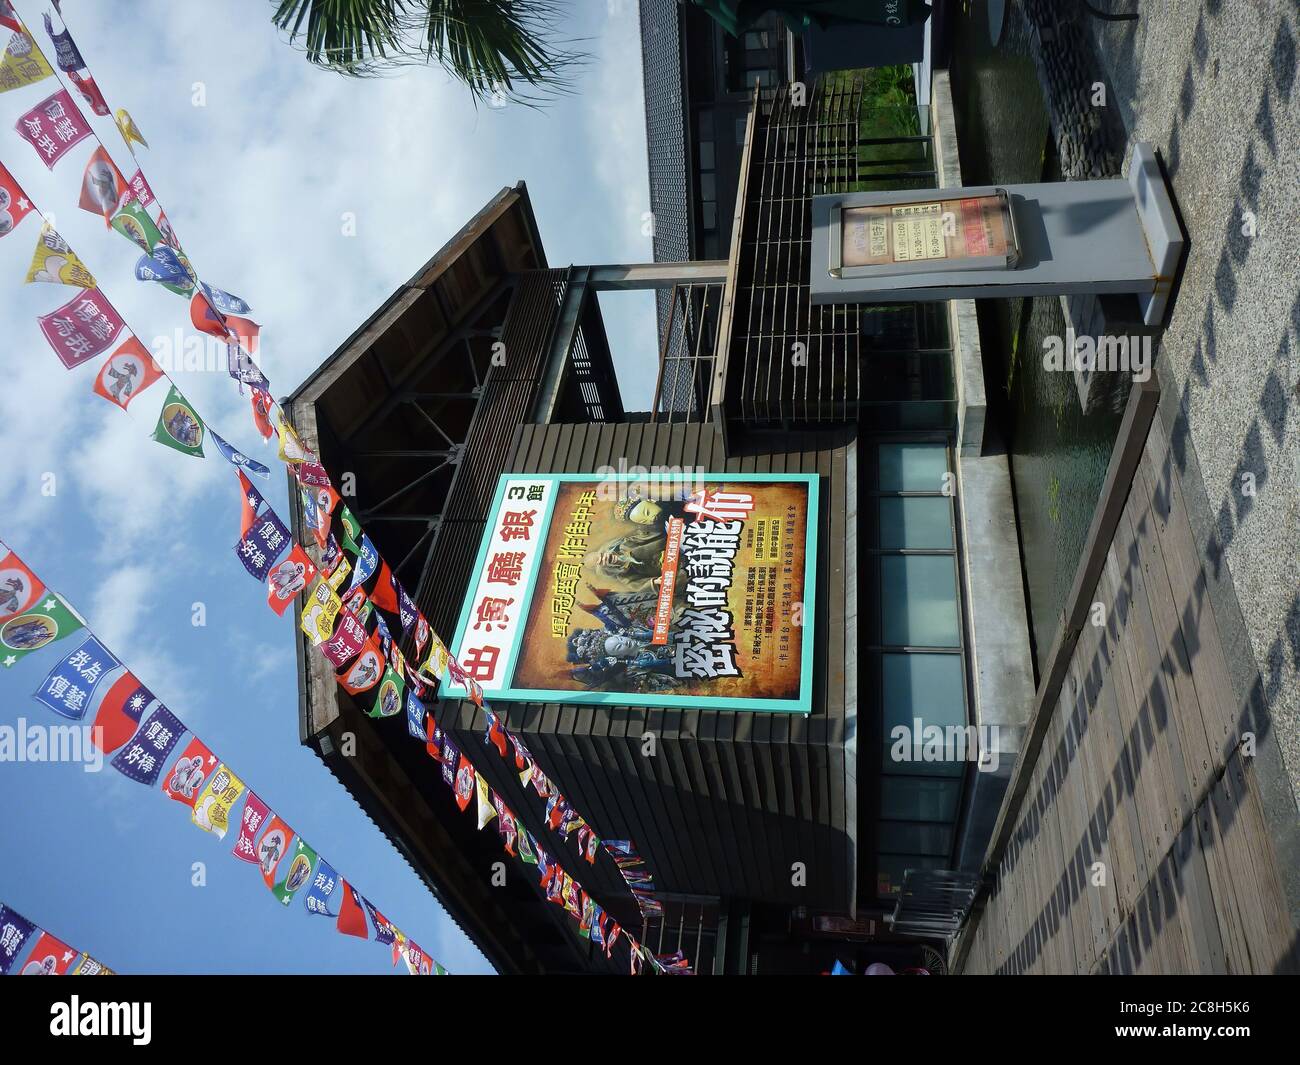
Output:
[114,107,148,152]
[325,555,351,592]
[475,772,497,830]
[0,31,54,94]
[191,763,245,839]
[421,634,449,680]
[276,411,312,464]
[26,222,96,287]
[299,575,342,646]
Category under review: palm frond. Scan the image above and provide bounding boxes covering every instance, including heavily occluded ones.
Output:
[271,0,587,106]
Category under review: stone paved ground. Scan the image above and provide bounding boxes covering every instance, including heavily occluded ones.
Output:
[1072,0,1300,816]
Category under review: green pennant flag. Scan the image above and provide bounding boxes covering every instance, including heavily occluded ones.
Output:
[433,962,448,975]
[338,506,362,555]
[159,253,197,299]
[151,384,206,458]
[110,199,164,253]
[273,838,318,905]
[368,662,405,719]
[518,829,538,866]
[1,593,84,668]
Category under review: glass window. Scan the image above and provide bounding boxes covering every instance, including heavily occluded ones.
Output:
[698,110,714,139]
[736,118,748,145]
[881,556,960,647]
[880,776,962,821]
[699,140,715,171]
[881,653,966,776]
[700,172,716,201]
[701,201,718,231]
[879,496,953,549]
[879,443,948,492]
[878,821,953,857]
[877,854,947,897]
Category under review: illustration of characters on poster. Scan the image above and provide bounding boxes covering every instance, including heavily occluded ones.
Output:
[450,474,817,713]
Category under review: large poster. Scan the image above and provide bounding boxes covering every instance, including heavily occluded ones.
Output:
[441,473,818,713]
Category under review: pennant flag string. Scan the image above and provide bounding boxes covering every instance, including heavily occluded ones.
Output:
[0,539,451,974]
[2,6,672,971]
[0,900,111,974]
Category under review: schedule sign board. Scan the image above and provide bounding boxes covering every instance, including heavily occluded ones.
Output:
[441,473,818,713]
[831,190,1020,278]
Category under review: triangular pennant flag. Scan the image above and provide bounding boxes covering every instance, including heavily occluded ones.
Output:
[274,839,318,905]
[0,30,54,95]
[114,107,147,152]
[19,930,80,975]
[212,430,270,480]
[15,89,91,168]
[0,543,44,622]
[26,222,94,286]
[191,763,244,839]
[1,591,83,669]
[232,791,271,864]
[0,158,35,238]
[78,146,126,223]
[250,387,275,441]
[0,906,37,974]
[38,288,125,369]
[110,197,162,252]
[337,880,369,939]
[475,773,497,830]
[92,336,163,411]
[258,817,294,891]
[151,384,205,457]
[0,3,24,34]
[304,858,340,917]
[160,736,217,808]
[89,671,151,753]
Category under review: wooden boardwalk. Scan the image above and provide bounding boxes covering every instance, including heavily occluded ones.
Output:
[959,410,1297,975]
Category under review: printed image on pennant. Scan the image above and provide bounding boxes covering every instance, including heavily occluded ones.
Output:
[338,638,383,695]
[151,384,205,457]
[66,67,108,116]
[0,30,53,95]
[110,198,161,252]
[211,430,270,480]
[0,159,35,238]
[0,592,83,668]
[267,545,316,616]
[38,287,123,369]
[114,107,147,151]
[15,89,91,168]
[299,576,341,646]
[257,816,293,890]
[161,735,216,808]
[78,146,126,222]
[0,543,44,621]
[19,930,79,975]
[92,336,163,411]
[191,763,244,839]
[110,704,184,785]
[32,634,119,721]
[26,223,95,287]
[368,662,404,720]
[273,839,318,905]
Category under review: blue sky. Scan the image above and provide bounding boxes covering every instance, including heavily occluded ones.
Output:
[0,0,654,974]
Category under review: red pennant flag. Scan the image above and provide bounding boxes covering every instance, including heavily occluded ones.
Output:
[0,159,36,239]
[250,387,274,440]
[267,545,317,616]
[486,710,508,759]
[190,290,260,356]
[90,671,150,753]
[424,713,441,763]
[67,70,110,117]
[124,168,154,209]
[257,816,294,890]
[161,737,217,808]
[0,542,45,621]
[237,470,260,538]
[19,931,80,975]
[368,559,399,613]
[92,336,164,412]
[78,147,127,223]
[338,637,384,695]
[337,879,370,940]
[453,754,474,812]
[0,2,21,33]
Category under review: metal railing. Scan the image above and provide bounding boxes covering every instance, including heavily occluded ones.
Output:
[887,869,981,943]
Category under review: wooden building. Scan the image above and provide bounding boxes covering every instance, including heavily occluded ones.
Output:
[286,76,996,974]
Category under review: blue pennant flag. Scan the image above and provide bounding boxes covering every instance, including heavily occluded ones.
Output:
[304,858,340,917]
[235,510,291,582]
[350,535,379,589]
[211,430,271,480]
[200,282,252,317]
[135,246,191,287]
[0,905,36,975]
[405,689,426,741]
[227,344,269,390]
[111,705,186,786]
[33,636,120,721]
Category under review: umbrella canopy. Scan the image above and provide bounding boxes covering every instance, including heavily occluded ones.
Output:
[686,0,931,35]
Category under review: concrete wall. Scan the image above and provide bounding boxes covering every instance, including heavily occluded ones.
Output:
[930,70,1037,873]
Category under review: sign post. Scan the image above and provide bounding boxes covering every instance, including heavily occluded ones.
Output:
[810,142,1183,326]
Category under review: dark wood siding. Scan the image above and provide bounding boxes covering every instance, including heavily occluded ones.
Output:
[441,421,859,916]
